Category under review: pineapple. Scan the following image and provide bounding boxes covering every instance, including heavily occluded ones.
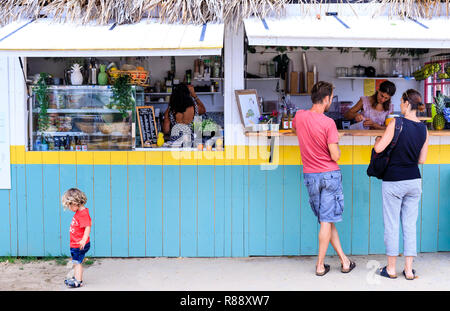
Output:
[433,94,446,130]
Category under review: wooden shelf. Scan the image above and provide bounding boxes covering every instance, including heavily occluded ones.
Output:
[245,129,450,137]
[337,76,416,80]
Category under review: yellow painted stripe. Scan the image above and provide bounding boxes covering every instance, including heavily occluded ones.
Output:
[425,144,440,164]
[60,151,77,165]
[127,151,146,165]
[440,144,450,164]
[93,152,111,165]
[42,151,60,165]
[146,151,163,165]
[76,151,94,165]
[338,145,353,165]
[25,150,42,164]
[110,151,128,165]
[9,145,450,166]
[352,145,372,165]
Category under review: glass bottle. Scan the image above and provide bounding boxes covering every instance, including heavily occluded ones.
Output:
[70,136,76,151]
[213,56,221,78]
[41,134,48,151]
[48,136,54,151]
[59,136,66,151]
[75,136,82,151]
[34,135,41,151]
[82,136,88,151]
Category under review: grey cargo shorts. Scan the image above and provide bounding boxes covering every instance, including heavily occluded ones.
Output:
[303,170,344,223]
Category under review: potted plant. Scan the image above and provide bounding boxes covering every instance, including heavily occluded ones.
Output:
[106,74,135,134]
[33,73,50,132]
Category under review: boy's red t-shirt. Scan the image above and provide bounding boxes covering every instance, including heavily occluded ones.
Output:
[69,208,92,248]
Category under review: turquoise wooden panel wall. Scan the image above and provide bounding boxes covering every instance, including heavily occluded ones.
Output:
[1,163,449,257]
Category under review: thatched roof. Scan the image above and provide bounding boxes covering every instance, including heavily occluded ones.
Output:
[0,1,448,28]
[0,0,288,27]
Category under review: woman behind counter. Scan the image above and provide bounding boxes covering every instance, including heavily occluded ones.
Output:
[163,84,206,142]
[344,80,396,130]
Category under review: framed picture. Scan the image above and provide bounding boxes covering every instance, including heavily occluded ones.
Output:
[235,89,261,130]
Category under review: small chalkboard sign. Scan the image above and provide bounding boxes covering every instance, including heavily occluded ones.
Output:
[136,106,158,147]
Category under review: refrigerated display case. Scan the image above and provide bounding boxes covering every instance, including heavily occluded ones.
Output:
[29,85,144,151]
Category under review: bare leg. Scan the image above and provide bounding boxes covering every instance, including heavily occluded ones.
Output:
[317,222,332,273]
[404,256,414,278]
[329,223,350,269]
[387,256,397,276]
[73,263,83,281]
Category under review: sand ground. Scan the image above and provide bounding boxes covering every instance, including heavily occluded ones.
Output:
[1,253,449,291]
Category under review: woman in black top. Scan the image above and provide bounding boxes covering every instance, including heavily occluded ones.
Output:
[373,89,429,280]
[163,84,206,144]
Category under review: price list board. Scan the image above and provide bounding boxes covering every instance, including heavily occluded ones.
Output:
[136,106,158,147]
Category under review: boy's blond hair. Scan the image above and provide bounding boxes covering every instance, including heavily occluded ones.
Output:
[62,188,87,209]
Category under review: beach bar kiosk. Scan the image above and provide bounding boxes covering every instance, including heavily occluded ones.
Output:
[0,2,449,258]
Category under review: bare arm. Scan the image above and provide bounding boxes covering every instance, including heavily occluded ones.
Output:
[163,109,171,135]
[194,97,206,115]
[418,131,429,164]
[79,226,91,250]
[328,143,341,162]
[374,118,395,153]
[344,99,364,121]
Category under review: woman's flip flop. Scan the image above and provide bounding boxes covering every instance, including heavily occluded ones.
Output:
[402,269,417,280]
[379,266,397,279]
[341,260,356,273]
[316,264,330,276]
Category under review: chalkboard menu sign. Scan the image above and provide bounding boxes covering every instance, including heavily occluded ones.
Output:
[136,106,158,147]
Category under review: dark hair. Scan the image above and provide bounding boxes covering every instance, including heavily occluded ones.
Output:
[169,84,194,114]
[402,89,424,112]
[311,81,334,104]
[370,80,396,111]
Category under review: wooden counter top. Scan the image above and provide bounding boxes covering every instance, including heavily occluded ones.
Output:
[245,129,450,137]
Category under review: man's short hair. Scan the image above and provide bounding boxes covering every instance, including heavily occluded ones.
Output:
[311,81,334,104]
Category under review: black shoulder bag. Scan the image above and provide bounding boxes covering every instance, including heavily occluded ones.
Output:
[367,117,403,179]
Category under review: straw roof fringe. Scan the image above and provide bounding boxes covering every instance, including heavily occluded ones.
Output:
[0,1,448,28]
[0,0,287,27]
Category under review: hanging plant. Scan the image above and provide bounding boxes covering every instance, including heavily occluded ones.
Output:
[32,73,50,132]
[110,75,135,119]
[362,48,379,61]
[388,48,429,58]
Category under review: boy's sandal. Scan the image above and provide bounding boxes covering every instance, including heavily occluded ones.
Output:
[402,269,418,280]
[65,278,83,288]
[341,260,356,273]
[378,266,397,279]
[315,264,330,276]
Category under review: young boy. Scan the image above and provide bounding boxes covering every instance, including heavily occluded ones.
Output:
[62,188,92,288]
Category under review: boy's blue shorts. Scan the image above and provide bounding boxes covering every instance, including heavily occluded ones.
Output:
[70,242,90,264]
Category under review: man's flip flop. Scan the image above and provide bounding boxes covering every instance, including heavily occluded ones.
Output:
[378,266,397,279]
[402,269,417,280]
[316,264,330,276]
[341,260,356,273]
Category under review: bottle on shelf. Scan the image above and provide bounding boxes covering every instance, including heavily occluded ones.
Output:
[41,134,48,151]
[75,136,82,151]
[213,56,221,78]
[171,56,176,76]
[65,135,70,150]
[48,136,54,151]
[34,135,41,151]
[70,136,76,151]
[59,136,66,151]
[281,106,289,130]
[54,136,60,151]
[82,136,88,151]
[288,107,294,129]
